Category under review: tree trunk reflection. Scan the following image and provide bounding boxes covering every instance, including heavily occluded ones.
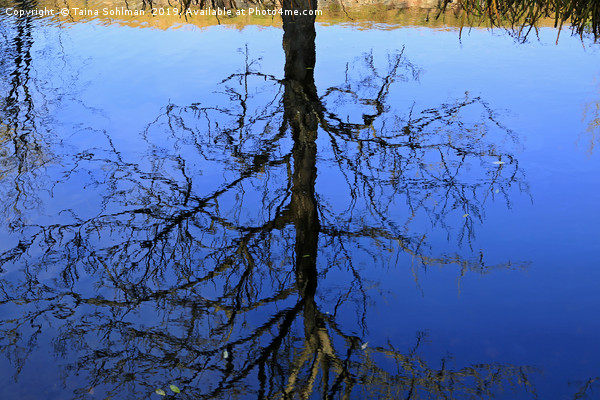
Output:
[0,1,543,399]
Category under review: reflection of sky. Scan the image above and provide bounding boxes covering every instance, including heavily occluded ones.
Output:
[2,18,600,399]
[316,26,600,398]
[315,26,600,399]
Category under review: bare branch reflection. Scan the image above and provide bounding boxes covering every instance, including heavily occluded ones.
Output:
[0,1,538,399]
[0,0,51,223]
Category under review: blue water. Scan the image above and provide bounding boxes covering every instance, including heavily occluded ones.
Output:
[1,9,599,400]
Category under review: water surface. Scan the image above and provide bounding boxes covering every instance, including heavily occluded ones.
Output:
[1,2,599,399]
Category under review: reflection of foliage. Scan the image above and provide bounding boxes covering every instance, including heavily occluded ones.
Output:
[438,0,600,42]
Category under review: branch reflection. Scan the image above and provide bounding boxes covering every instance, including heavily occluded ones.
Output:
[0,0,51,223]
[0,1,537,399]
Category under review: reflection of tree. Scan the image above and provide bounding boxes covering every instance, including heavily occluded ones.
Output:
[0,1,535,399]
[0,0,50,221]
[0,1,84,232]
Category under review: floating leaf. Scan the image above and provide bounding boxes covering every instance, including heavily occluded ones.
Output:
[170,385,181,394]
[492,161,505,165]
[302,254,311,258]
[155,389,166,396]
[462,214,469,218]
[223,350,229,359]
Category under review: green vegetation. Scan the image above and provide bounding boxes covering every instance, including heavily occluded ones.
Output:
[438,0,600,41]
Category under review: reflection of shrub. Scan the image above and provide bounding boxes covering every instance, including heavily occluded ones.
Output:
[438,0,600,42]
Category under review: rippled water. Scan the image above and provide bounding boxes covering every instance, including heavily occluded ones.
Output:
[1,2,599,399]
